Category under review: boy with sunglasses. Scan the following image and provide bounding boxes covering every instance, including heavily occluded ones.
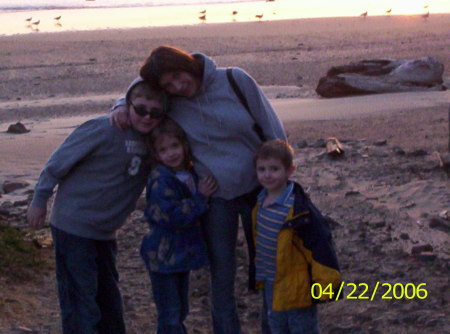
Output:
[27,79,164,334]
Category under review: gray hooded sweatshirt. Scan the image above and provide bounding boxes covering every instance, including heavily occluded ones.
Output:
[31,113,150,240]
[119,53,286,200]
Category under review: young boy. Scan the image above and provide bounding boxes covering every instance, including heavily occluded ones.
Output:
[252,139,341,334]
[26,79,164,334]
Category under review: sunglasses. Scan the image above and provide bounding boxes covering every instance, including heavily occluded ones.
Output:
[130,101,165,119]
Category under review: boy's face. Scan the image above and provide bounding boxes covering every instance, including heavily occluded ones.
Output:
[256,158,294,194]
[129,97,164,134]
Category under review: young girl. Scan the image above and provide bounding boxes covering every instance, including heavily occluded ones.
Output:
[140,117,217,334]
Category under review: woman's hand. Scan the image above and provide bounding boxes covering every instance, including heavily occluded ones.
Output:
[27,205,47,229]
[109,105,131,129]
[198,175,218,197]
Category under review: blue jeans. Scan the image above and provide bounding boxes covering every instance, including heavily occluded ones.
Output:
[263,283,319,334]
[51,226,125,334]
[149,271,190,334]
[203,188,265,334]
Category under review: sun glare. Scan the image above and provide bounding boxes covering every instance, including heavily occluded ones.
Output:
[392,0,427,14]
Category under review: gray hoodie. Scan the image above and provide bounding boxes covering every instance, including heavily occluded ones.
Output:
[31,115,149,240]
[118,53,286,199]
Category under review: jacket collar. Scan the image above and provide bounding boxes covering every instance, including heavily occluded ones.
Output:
[286,182,311,222]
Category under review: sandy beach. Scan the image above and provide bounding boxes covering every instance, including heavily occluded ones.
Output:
[1,14,449,333]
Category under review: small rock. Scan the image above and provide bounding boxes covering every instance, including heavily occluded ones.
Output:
[6,122,30,134]
[373,140,387,146]
[392,146,405,155]
[368,220,386,228]
[400,233,410,240]
[406,149,428,157]
[438,210,449,220]
[411,244,433,254]
[415,251,436,262]
[0,208,11,216]
[3,180,30,193]
[13,200,29,207]
[429,217,450,233]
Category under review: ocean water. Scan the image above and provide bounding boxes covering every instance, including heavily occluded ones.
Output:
[1,0,449,35]
[0,0,250,10]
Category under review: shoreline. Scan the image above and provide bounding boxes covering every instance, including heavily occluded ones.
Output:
[1,14,449,124]
[1,1,449,36]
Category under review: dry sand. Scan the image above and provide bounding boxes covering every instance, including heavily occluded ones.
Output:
[1,14,449,333]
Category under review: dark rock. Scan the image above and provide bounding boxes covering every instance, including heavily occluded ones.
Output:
[345,191,360,197]
[3,180,30,193]
[392,146,405,155]
[0,208,11,216]
[373,140,387,146]
[411,244,433,254]
[368,220,386,228]
[406,149,428,157]
[429,217,450,233]
[13,200,29,207]
[316,57,445,98]
[415,251,436,262]
[400,233,410,240]
[6,122,30,134]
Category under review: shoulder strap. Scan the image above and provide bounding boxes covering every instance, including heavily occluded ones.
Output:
[226,68,266,142]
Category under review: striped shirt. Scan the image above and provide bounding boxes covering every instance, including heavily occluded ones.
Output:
[255,182,295,283]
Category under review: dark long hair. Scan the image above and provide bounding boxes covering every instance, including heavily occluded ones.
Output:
[140,45,203,91]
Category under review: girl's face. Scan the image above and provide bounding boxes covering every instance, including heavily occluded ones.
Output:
[159,71,200,98]
[154,134,186,171]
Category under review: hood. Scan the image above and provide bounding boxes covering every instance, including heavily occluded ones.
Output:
[192,53,217,96]
[125,77,145,104]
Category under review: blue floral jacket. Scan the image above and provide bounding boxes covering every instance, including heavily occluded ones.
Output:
[140,164,209,273]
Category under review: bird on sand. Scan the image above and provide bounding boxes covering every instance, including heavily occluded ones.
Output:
[54,15,61,21]
[385,9,392,14]
[25,17,32,23]
[199,14,206,21]
[255,14,263,21]
[360,11,368,18]
[199,9,206,14]
[232,10,238,15]
[32,19,40,26]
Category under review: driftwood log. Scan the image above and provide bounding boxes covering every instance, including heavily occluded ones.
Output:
[316,57,445,98]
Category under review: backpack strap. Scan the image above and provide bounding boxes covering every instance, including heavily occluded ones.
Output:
[226,68,266,142]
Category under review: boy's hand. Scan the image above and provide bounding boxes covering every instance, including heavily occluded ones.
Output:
[27,205,47,229]
[109,105,131,130]
[198,175,218,197]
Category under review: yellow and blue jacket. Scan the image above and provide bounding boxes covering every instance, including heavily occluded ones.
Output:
[251,181,341,311]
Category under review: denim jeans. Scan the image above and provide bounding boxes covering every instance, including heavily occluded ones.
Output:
[149,271,190,334]
[202,188,264,334]
[263,283,319,334]
[51,226,125,334]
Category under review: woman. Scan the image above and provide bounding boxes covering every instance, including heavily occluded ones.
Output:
[113,46,286,334]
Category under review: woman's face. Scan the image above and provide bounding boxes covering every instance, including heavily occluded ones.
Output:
[159,71,200,98]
